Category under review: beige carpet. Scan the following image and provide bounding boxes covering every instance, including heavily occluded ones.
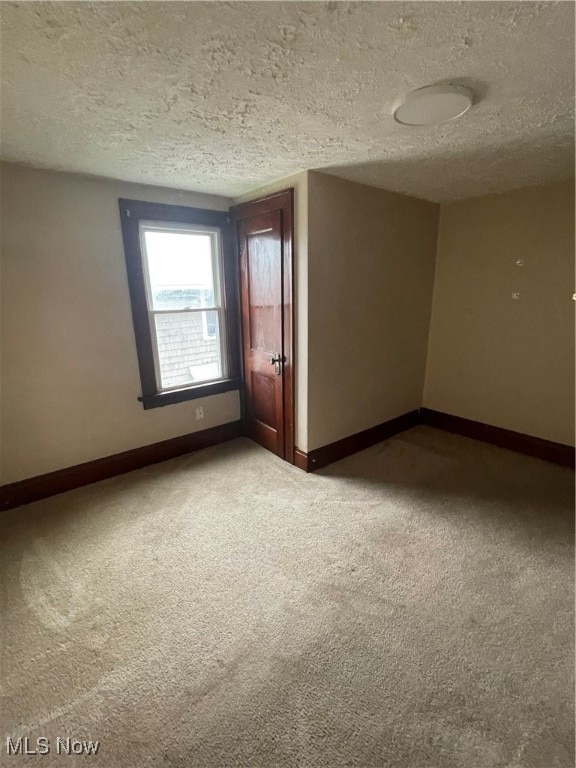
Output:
[1,426,574,768]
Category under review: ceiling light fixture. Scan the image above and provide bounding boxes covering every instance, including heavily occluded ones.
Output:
[393,84,474,126]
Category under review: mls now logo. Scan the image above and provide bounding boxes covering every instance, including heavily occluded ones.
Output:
[6,736,100,756]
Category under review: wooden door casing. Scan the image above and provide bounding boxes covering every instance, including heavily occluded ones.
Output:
[232,190,294,463]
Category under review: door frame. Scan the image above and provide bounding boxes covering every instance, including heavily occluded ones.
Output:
[230,189,295,464]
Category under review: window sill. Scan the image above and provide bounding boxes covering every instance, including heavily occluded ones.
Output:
[139,379,241,410]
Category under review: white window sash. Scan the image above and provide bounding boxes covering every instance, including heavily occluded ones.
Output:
[138,222,228,392]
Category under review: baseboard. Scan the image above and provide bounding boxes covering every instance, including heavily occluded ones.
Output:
[3,409,571,510]
[294,409,574,473]
[293,449,310,472]
[420,408,574,468]
[294,411,420,472]
[0,420,243,511]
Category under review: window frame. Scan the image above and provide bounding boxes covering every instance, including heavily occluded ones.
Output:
[139,221,227,391]
[201,309,218,341]
[119,199,241,410]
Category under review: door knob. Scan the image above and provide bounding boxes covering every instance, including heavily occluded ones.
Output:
[269,353,282,375]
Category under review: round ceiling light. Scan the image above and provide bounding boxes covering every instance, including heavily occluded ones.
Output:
[393,84,473,126]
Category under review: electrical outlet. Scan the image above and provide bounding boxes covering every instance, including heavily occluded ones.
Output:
[512,292,520,300]
[195,407,204,420]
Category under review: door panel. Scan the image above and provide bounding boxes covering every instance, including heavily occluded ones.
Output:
[246,225,282,354]
[251,371,277,427]
[239,210,285,456]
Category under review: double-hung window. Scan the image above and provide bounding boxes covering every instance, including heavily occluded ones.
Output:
[119,199,240,409]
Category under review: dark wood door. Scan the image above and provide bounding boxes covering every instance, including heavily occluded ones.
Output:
[233,191,294,461]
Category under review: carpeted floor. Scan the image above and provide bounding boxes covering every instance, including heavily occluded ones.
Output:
[0,426,574,768]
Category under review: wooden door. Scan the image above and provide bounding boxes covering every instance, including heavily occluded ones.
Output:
[232,191,294,461]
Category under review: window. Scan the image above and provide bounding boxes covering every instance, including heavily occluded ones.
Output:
[119,199,240,409]
[141,223,226,390]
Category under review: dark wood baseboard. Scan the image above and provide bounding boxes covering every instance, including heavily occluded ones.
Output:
[0,421,243,511]
[420,408,574,468]
[294,411,420,472]
[294,409,574,472]
[3,408,571,510]
[293,448,310,472]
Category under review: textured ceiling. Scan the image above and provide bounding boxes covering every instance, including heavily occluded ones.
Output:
[1,1,574,201]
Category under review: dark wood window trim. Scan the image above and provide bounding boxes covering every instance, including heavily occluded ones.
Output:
[118,198,241,410]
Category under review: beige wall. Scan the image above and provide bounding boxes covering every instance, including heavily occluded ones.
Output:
[232,171,309,450]
[1,163,240,484]
[424,181,575,446]
[306,172,439,450]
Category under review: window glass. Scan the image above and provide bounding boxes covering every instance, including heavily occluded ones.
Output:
[143,231,216,310]
[154,311,222,389]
